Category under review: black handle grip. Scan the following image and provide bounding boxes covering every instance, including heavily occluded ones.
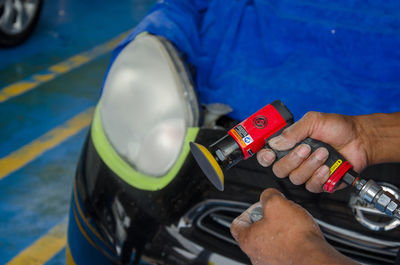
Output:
[265,137,347,170]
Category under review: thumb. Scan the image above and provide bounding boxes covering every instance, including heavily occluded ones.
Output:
[268,111,319,150]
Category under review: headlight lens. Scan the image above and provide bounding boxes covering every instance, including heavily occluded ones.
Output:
[100,34,199,177]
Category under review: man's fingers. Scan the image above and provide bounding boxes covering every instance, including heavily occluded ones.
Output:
[257,148,276,167]
[305,165,330,193]
[230,203,260,242]
[231,190,285,243]
[272,144,311,178]
[288,147,329,185]
[268,111,320,150]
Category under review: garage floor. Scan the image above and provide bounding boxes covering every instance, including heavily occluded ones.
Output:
[0,0,155,264]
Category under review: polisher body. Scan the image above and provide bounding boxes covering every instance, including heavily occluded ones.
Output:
[227,102,291,159]
[208,101,294,171]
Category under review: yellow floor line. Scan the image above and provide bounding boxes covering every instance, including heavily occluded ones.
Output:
[6,221,67,265]
[0,107,94,180]
[0,30,130,103]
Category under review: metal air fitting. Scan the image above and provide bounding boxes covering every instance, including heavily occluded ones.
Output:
[357,179,400,219]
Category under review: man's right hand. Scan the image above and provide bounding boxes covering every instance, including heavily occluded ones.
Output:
[256,111,370,193]
[257,111,400,193]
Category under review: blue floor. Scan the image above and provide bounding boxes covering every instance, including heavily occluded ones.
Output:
[0,0,155,264]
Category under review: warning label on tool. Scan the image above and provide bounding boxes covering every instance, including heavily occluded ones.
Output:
[230,125,253,147]
[234,125,248,138]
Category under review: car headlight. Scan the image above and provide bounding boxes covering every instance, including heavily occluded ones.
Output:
[99,33,199,178]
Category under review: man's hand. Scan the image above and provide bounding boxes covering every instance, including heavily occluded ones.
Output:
[256,112,370,192]
[230,188,360,265]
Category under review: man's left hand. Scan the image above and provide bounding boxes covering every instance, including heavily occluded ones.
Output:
[230,188,360,265]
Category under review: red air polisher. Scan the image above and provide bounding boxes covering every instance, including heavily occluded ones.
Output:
[190,100,400,219]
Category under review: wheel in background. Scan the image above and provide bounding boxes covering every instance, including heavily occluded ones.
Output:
[0,0,43,47]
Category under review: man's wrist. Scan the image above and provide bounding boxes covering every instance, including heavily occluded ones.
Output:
[354,112,400,165]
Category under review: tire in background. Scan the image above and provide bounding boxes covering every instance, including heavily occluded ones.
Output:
[0,0,44,47]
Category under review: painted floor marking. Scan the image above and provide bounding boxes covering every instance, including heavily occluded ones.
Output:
[6,220,67,265]
[0,107,94,180]
[0,30,130,103]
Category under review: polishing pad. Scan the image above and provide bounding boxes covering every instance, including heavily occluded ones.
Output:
[190,142,224,191]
